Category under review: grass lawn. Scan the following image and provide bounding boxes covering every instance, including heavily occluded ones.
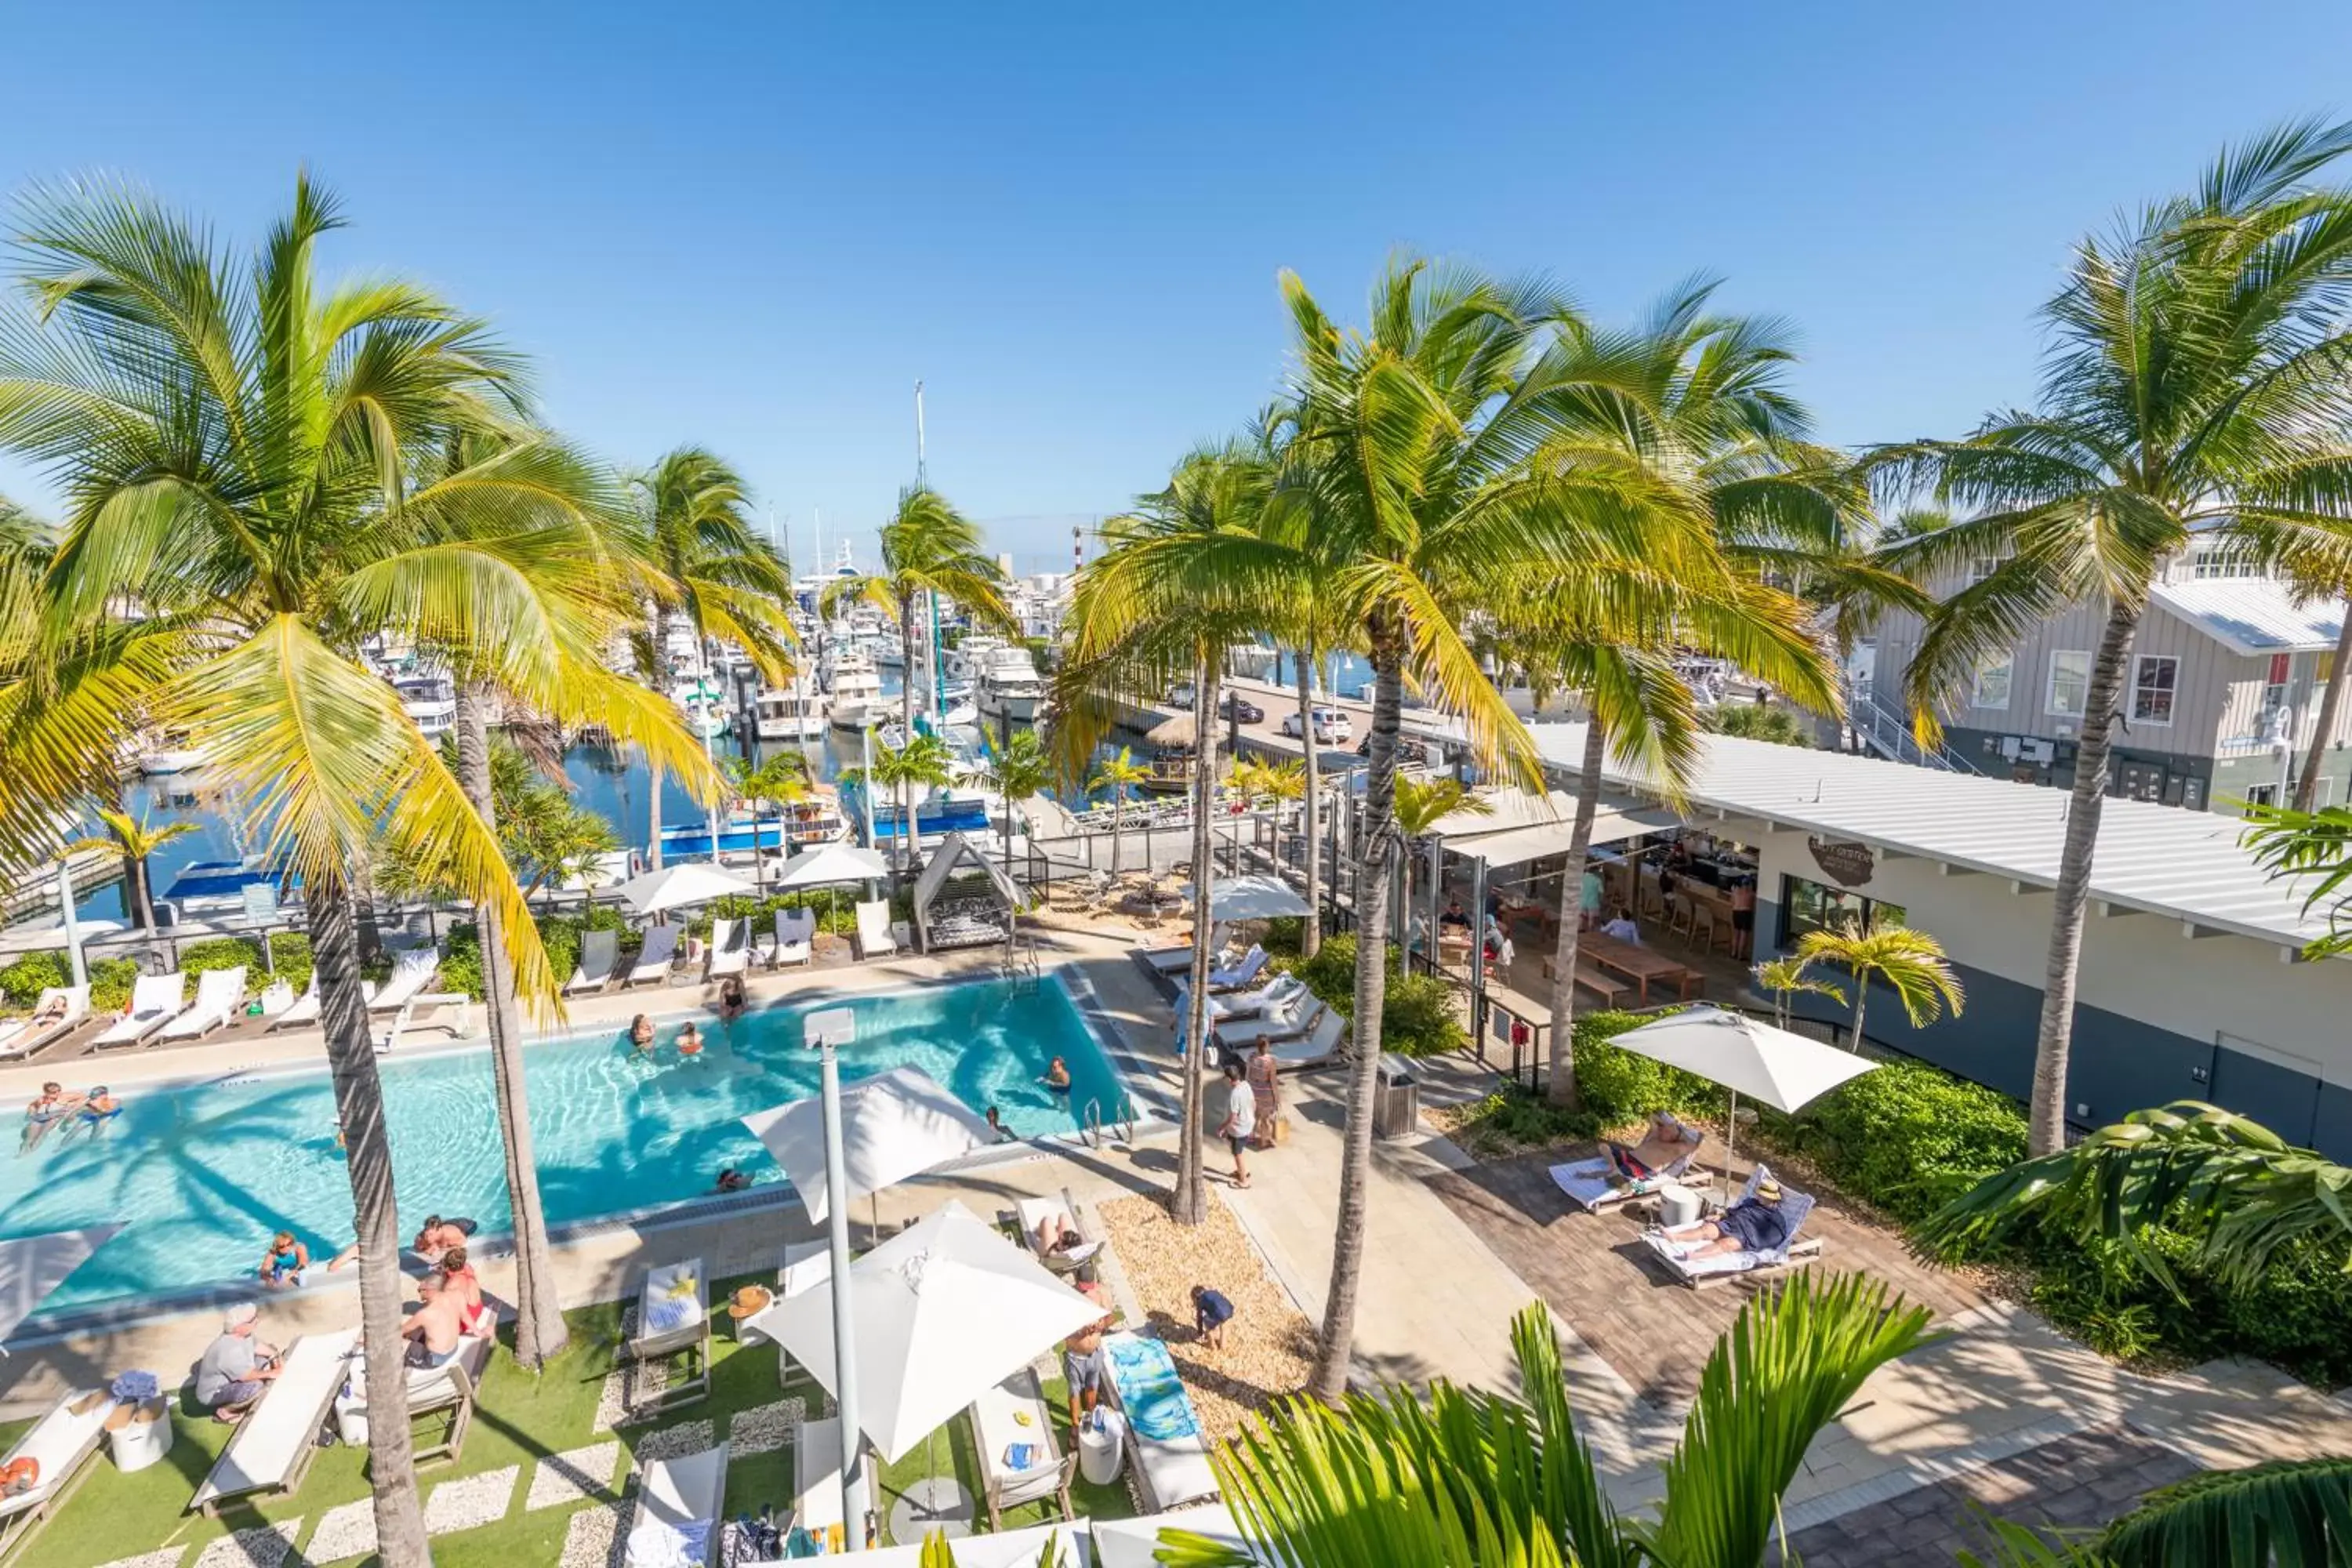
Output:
[10,1269,1134,1567]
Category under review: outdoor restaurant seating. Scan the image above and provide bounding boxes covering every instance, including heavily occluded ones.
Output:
[0,1388,112,1564]
[1640,1163,1822,1289]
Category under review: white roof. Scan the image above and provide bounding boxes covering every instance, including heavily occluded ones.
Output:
[1524,720,2330,950]
[1432,786,1679,869]
[2150,579,2347,656]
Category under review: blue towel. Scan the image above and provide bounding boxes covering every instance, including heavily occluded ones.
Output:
[111,1370,161,1403]
[1103,1336,1203,1443]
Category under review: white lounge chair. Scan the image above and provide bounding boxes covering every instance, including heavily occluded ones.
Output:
[972,1365,1075,1530]
[566,929,621,995]
[1641,1164,1823,1289]
[626,924,681,988]
[1212,992,1324,1051]
[0,986,89,1061]
[365,951,441,1014]
[0,1388,113,1564]
[1014,1192,1103,1278]
[1207,944,1268,992]
[855,899,898,958]
[771,907,815,968]
[1270,1006,1348,1069]
[1550,1139,1708,1217]
[93,971,187,1050]
[1145,924,1231,973]
[161,965,247,1040]
[792,1419,845,1555]
[1100,1330,1218,1511]
[630,1258,711,1411]
[624,1439,731,1568]
[191,1326,362,1515]
[706,918,750,979]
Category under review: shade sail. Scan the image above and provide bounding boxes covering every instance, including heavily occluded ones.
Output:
[615,862,755,915]
[739,1066,994,1222]
[1605,1005,1878,1113]
[1178,874,1310,920]
[739,1201,1102,1462]
[773,842,890,890]
[0,1225,122,1345]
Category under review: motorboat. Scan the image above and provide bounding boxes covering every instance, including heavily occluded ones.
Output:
[753,681,829,742]
[827,648,887,731]
[392,673,458,740]
[974,644,1047,725]
[946,635,1005,687]
[136,743,210,776]
[671,677,731,739]
[658,791,851,862]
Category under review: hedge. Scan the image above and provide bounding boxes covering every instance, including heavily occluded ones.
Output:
[2,951,142,1014]
[1283,933,1468,1057]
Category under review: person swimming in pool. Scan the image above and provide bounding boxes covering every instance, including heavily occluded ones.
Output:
[677,1022,706,1060]
[1041,1057,1072,1093]
[716,975,746,1022]
[714,1166,750,1192]
[259,1231,310,1289]
[628,1014,656,1054]
[75,1085,121,1135]
[19,1082,82,1152]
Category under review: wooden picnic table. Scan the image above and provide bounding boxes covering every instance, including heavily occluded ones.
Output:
[1580,931,1701,1003]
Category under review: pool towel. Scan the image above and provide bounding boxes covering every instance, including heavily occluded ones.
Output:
[1102,1334,1202,1443]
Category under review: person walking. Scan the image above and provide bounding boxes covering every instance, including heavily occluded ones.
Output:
[1216,1060,1256,1188]
[1244,1035,1283,1149]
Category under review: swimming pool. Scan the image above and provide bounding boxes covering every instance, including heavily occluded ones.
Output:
[1,977,1125,1322]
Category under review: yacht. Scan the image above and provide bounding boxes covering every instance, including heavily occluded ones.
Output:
[826,648,887,731]
[974,644,1047,725]
[136,741,210,776]
[391,674,458,740]
[670,680,731,739]
[945,635,1005,688]
[753,681,829,742]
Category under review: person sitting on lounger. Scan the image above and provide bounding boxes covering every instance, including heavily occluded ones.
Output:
[1654,1177,1791,1259]
[399,1273,467,1367]
[194,1304,281,1421]
[628,1014,655,1054]
[412,1214,476,1265]
[259,1231,310,1288]
[76,1084,121,1134]
[677,1022,706,1060]
[19,1083,82,1152]
[18,991,70,1031]
[1602,1111,1702,1188]
[1035,1210,1083,1256]
[1192,1284,1236,1351]
[1041,1056,1072,1093]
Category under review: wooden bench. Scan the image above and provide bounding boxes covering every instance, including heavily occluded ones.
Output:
[1573,961,1630,1007]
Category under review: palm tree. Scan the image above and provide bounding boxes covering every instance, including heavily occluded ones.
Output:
[1871,121,2352,1156]
[1710,701,1813,746]
[976,729,1051,873]
[1157,1275,1936,1568]
[1391,775,1485,942]
[1918,1102,2352,1566]
[0,178,712,1559]
[728,750,812,897]
[824,486,1016,856]
[1088,746,1154,877]
[64,807,196,929]
[628,447,798,867]
[844,732,956,888]
[1276,257,1726,1401]
[1793,920,1964,1049]
[1751,953,1848,1031]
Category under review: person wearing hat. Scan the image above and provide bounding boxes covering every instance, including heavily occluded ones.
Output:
[194,1303,281,1421]
[1653,1176,1791,1259]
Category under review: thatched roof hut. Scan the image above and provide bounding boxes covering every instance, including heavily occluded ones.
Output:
[1145,713,1198,748]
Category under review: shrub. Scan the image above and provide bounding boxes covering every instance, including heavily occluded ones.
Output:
[1766,1059,2028,1223]
[89,958,140,1013]
[1446,1086,1601,1159]
[180,937,267,998]
[1569,1009,1722,1125]
[0,951,68,1008]
[1286,933,1468,1056]
[1261,916,1305,956]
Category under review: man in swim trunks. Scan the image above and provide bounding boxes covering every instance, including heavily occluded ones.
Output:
[1655,1177,1792,1259]
[412,1214,475,1264]
[399,1274,467,1367]
[1061,1278,1114,1429]
[1602,1110,1703,1187]
[20,1082,82,1152]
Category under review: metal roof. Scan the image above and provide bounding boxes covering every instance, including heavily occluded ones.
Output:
[2149,579,2347,656]
[1523,721,2329,951]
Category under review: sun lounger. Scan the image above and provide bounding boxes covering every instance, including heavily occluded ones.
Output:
[771,907,815,968]
[972,1365,1075,1529]
[190,1326,362,1515]
[1145,924,1230,974]
[1550,1142,1707,1216]
[365,950,441,1014]
[1101,1331,1218,1511]
[161,966,246,1040]
[627,924,681,987]
[855,899,898,958]
[567,929,622,995]
[93,971,186,1050]
[0,1388,113,1565]
[624,1439,731,1568]
[630,1258,711,1411]
[0,986,89,1062]
[706,918,750,979]
[1212,994,1326,1052]
[1013,1191,1104,1278]
[1207,944,1267,992]
[1640,1164,1822,1289]
[1269,1006,1348,1069]
[792,1419,845,1554]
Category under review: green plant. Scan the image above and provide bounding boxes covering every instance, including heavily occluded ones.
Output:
[1708,701,1814,747]
[178,937,267,998]
[1286,933,1466,1056]
[1568,1008,1722,1124]
[87,957,138,1013]
[1261,916,1305,956]
[0,950,67,1007]
[1767,1058,2027,1224]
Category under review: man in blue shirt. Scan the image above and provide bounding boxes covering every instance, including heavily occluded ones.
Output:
[1191,1284,1236,1350]
[1655,1178,1791,1259]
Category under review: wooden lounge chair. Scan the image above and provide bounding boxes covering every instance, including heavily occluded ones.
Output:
[629,1258,711,1412]
[0,1389,113,1566]
[972,1365,1075,1529]
[566,929,621,995]
[93,971,186,1050]
[1100,1330,1218,1511]
[0,986,89,1062]
[1548,1138,1706,1216]
[626,924,681,988]
[791,1419,846,1555]
[161,966,246,1040]
[854,899,898,958]
[624,1440,731,1567]
[190,1327,362,1515]
[705,918,750,979]
[1640,1164,1823,1290]
[771,907,815,968]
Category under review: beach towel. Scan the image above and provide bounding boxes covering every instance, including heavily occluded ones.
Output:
[1103,1335,1201,1443]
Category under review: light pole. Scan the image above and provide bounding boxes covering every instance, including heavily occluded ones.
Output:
[56,858,87,989]
[805,1006,870,1548]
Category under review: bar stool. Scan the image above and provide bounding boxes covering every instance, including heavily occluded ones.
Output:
[1689,903,1719,953]
[1668,896,1697,945]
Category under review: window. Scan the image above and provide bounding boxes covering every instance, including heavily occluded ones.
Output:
[2264,652,2292,719]
[1966,556,2003,586]
[2131,655,2178,725]
[2047,651,2092,717]
[2246,783,2278,808]
[2190,543,2262,579]
[1971,655,2014,710]
[1780,876,1909,945]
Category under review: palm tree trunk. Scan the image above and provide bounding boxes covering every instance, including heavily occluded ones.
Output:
[1297,635,1322,958]
[1174,660,1220,1226]
[128,854,154,931]
[2029,599,2142,1156]
[2295,605,2352,811]
[455,686,568,1369]
[1310,617,1403,1404]
[1545,717,1606,1109]
[307,877,432,1568]
[1850,978,1868,1051]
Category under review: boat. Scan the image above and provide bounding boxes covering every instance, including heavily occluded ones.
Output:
[391,673,458,739]
[671,679,731,739]
[658,793,851,861]
[945,636,1005,687]
[162,859,292,918]
[753,681,829,742]
[136,744,210,776]
[974,644,1047,725]
[827,648,887,731]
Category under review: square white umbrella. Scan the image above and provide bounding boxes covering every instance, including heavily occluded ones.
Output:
[773,842,891,889]
[741,1201,1103,1462]
[1605,1004,1880,1181]
[739,1065,994,1223]
[615,862,755,916]
[1179,874,1310,921]
[0,1224,122,1349]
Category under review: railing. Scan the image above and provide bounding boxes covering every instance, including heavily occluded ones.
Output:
[1848,681,1983,775]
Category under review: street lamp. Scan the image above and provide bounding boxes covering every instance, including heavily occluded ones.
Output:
[805,1006,871,1549]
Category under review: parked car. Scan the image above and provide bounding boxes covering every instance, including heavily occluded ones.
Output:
[1218,693,1265,724]
[1281,706,1353,744]
[1167,681,1197,708]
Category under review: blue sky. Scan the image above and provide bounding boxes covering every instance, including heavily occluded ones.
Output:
[2,2,2348,571]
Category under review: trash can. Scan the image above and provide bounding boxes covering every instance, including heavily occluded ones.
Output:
[1372,1054,1420,1140]
[1078,1406,1126,1486]
[107,1397,173,1472]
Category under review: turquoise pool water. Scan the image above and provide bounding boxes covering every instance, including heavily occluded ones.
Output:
[2,978,1123,1321]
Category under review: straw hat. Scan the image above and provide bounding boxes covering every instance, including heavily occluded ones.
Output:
[724,1283,774,1319]
[1755,1177,1783,1203]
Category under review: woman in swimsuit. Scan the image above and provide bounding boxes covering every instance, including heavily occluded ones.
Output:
[19,1083,81,1152]
[259,1231,310,1288]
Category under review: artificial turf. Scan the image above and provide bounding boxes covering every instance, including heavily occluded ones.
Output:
[9,1268,1134,1566]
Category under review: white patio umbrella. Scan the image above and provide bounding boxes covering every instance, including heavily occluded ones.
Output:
[1605,1005,1879,1186]
[613,862,754,917]
[0,1224,123,1351]
[739,1065,993,1223]
[772,841,892,927]
[742,1200,1102,1463]
[1178,873,1310,921]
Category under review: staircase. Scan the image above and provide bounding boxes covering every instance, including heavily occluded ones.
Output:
[1847,681,1984,775]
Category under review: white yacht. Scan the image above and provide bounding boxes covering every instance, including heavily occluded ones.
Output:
[753,681,829,742]
[826,648,887,731]
[945,635,1006,688]
[393,674,458,739]
[671,679,731,739]
[974,644,1047,725]
[136,740,210,775]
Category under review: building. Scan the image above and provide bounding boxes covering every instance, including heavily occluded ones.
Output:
[1511,721,2352,1157]
[1868,543,2351,813]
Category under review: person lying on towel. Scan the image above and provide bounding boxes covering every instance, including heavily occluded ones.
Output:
[1653,1178,1790,1259]
[1602,1110,1701,1187]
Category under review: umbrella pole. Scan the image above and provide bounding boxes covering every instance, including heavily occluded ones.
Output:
[815,1033,871,1548]
[1723,1088,1740,1202]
